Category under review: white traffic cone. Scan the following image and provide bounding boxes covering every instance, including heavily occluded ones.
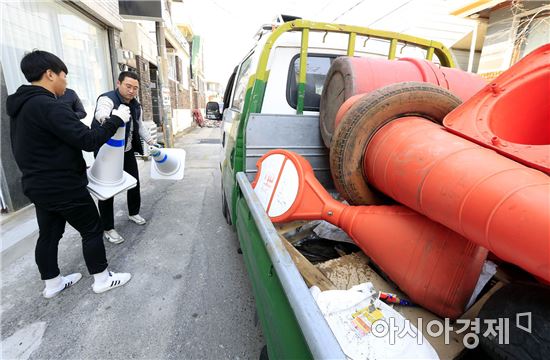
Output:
[87,125,137,200]
[149,146,186,180]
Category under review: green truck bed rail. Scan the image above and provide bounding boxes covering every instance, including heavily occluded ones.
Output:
[237,172,346,358]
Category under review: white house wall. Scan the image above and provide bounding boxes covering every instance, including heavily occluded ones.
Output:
[121,21,158,65]
[451,48,482,72]
[477,2,549,75]
[74,0,123,30]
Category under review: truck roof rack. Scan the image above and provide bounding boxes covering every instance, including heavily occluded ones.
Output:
[275,14,302,23]
[254,15,304,40]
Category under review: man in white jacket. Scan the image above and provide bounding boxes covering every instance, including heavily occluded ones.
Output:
[92,71,155,244]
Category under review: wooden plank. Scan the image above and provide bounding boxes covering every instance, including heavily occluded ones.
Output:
[280,235,336,291]
[274,220,307,235]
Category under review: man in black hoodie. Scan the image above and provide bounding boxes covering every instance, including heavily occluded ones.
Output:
[59,88,87,119]
[6,50,132,298]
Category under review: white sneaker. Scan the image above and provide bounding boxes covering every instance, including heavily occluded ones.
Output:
[128,214,146,225]
[103,229,125,244]
[43,273,82,299]
[92,271,132,294]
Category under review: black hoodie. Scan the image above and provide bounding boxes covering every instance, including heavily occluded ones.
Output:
[6,85,124,203]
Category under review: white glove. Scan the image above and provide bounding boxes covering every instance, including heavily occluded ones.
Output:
[111,104,131,123]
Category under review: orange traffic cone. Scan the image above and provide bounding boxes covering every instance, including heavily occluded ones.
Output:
[149,146,186,180]
[253,149,487,319]
[87,125,137,200]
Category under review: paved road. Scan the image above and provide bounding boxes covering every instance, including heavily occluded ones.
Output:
[1,127,264,359]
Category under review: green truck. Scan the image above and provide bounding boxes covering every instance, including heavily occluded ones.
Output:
[219,18,456,358]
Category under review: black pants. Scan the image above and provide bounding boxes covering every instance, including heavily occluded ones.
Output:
[98,150,140,231]
[34,194,108,280]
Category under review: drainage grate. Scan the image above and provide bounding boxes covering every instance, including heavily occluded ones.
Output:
[198,139,221,144]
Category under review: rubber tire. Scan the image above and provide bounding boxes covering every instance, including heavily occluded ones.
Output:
[478,282,550,360]
[259,345,269,360]
[221,188,232,226]
[330,81,462,205]
[320,57,361,148]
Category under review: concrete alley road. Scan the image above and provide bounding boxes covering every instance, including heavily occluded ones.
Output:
[1,127,264,359]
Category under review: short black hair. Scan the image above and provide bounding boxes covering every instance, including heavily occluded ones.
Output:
[20,50,68,82]
[118,71,139,83]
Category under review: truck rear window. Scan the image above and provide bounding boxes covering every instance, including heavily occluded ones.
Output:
[206,102,219,111]
[286,54,336,112]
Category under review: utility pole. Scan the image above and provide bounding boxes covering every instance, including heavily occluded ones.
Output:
[155,21,174,148]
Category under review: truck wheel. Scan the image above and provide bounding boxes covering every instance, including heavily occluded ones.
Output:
[478,282,550,359]
[222,191,232,225]
[259,345,269,360]
[330,82,462,205]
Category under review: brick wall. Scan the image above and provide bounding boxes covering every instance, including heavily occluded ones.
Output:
[192,91,199,109]
[199,94,205,108]
[169,80,177,110]
[180,88,191,109]
[136,55,153,121]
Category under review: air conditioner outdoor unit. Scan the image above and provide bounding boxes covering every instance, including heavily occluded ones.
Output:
[117,49,135,64]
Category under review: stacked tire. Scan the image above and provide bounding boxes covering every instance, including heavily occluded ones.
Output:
[320,57,486,204]
[319,56,486,149]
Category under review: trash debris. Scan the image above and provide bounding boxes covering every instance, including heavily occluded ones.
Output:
[465,260,498,309]
[378,292,414,306]
[310,282,438,359]
[192,109,221,128]
[202,119,222,128]
[313,220,355,244]
[293,233,360,264]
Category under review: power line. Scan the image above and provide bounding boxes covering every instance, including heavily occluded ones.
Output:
[208,0,235,16]
[367,0,414,27]
[332,0,368,22]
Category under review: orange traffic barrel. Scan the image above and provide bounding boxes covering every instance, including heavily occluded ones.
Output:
[330,81,464,205]
[253,149,487,319]
[364,116,550,283]
[443,43,550,174]
[328,52,550,282]
[319,57,486,147]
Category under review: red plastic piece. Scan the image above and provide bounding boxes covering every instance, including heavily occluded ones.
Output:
[334,94,364,130]
[192,109,205,127]
[364,116,550,282]
[322,57,487,149]
[331,57,487,134]
[347,57,486,101]
[253,150,487,319]
[443,44,550,174]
